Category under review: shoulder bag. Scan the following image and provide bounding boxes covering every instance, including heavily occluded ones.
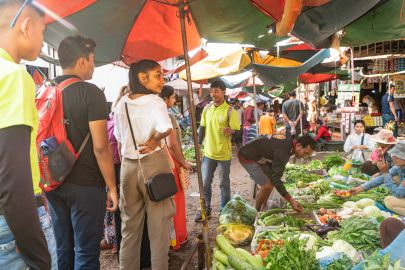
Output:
[125,103,177,202]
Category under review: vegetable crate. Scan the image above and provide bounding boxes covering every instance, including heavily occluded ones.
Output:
[312,209,341,225]
[308,169,328,177]
[251,226,284,253]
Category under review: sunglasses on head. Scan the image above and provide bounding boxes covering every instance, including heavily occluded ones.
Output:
[9,0,33,29]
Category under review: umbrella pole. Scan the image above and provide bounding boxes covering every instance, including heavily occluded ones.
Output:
[251,53,259,133]
[178,2,212,269]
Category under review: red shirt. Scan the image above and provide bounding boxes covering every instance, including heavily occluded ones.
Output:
[315,125,331,142]
[243,106,255,128]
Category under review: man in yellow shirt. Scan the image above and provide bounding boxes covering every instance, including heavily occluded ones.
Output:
[196,81,240,222]
[0,1,51,269]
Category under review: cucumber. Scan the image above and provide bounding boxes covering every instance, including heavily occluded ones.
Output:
[264,217,284,226]
[236,248,264,270]
[215,260,226,270]
[216,235,236,256]
[228,254,254,270]
[330,182,350,190]
[260,209,286,219]
[214,248,229,266]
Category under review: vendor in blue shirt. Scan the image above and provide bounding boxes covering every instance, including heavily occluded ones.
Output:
[381,84,398,126]
[351,140,405,216]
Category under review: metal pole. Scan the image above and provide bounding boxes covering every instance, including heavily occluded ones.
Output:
[251,52,259,133]
[178,2,211,268]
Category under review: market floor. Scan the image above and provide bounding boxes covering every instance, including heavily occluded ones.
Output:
[100,150,338,269]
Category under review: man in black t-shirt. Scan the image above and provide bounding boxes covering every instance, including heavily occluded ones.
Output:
[238,135,316,212]
[45,35,118,269]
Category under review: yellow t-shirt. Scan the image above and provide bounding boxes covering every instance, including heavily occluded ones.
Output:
[201,102,240,160]
[0,48,41,195]
[259,114,276,135]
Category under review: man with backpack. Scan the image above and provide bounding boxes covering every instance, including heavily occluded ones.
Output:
[195,80,240,222]
[0,1,51,269]
[44,35,118,269]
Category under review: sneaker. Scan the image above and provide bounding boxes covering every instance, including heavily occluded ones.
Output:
[194,209,211,223]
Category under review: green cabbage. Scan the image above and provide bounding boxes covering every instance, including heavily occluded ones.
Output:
[363,205,382,218]
[355,198,375,209]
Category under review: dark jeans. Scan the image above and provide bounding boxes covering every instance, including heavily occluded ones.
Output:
[46,183,106,270]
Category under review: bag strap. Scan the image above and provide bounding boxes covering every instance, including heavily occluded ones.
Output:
[77,133,90,156]
[58,77,81,91]
[58,77,90,157]
[124,102,147,182]
[361,134,365,146]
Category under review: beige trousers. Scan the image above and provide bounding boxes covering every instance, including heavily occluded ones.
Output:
[119,150,176,270]
[384,196,405,216]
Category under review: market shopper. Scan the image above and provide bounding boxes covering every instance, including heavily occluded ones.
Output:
[238,135,316,212]
[351,140,405,216]
[196,80,240,222]
[102,85,130,255]
[114,60,174,269]
[259,109,276,135]
[308,118,331,143]
[381,84,397,126]
[159,85,191,249]
[0,1,52,269]
[343,120,374,163]
[282,90,304,136]
[361,129,396,176]
[45,35,118,269]
[242,99,256,145]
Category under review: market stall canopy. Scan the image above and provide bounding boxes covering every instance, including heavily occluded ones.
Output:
[216,71,264,89]
[252,49,330,85]
[179,49,251,81]
[166,79,209,90]
[252,0,381,48]
[342,0,405,46]
[38,0,281,66]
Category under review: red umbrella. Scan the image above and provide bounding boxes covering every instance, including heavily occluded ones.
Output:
[32,1,280,267]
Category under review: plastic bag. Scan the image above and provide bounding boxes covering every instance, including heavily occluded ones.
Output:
[219,195,257,225]
[216,223,254,246]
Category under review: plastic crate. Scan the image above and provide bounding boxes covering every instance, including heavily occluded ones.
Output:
[254,212,285,229]
[324,141,345,152]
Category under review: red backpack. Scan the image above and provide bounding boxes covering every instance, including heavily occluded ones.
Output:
[36,78,90,192]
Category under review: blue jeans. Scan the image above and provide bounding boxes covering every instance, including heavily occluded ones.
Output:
[202,156,231,210]
[0,206,58,270]
[46,183,106,270]
[382,113,395,127]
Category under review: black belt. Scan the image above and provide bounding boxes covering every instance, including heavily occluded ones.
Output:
[0,195,45,215]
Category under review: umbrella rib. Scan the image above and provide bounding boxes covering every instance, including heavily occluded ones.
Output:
[152,0,200,7]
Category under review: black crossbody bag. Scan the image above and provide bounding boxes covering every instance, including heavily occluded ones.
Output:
[125,103,177,202]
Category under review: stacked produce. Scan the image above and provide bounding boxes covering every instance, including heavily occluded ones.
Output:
[212,153,404,269]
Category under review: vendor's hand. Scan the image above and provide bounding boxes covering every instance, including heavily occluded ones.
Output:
[350,186,364,195]
[182,161,193,171]
[106,188,119,212]
[358,145,368,150]
[139,137,160,154]
[290,199,303,213]
[221,127,234,136]
[352,145,359,150]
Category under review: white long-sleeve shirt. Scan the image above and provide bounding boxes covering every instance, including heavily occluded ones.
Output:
[343,132,375,162]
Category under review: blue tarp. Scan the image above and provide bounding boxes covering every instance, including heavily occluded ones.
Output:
[252,49,330,86]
